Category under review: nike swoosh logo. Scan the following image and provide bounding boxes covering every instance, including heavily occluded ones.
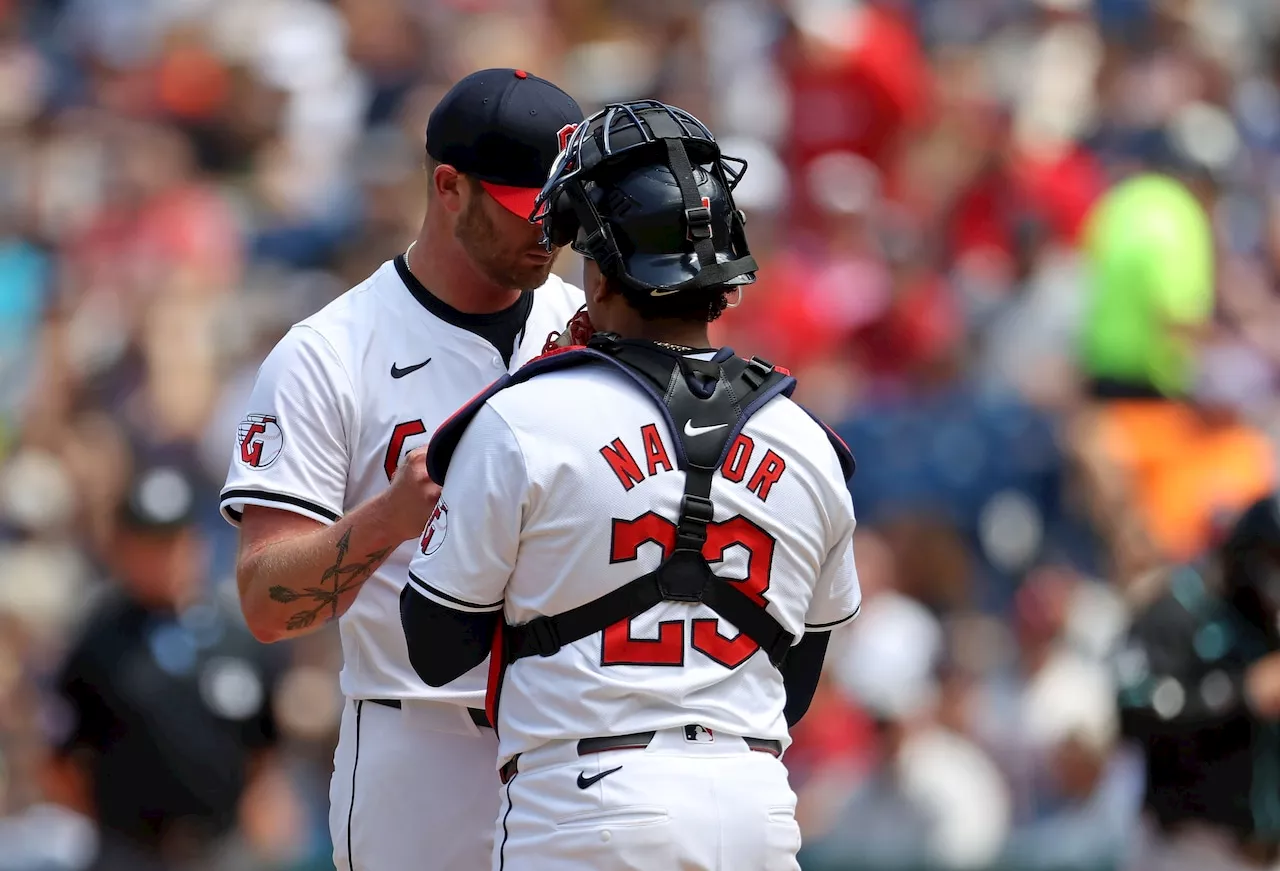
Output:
[684,421,728,437]
[390,358,432,379]
[649,287,683,297]
[577,766,623,789]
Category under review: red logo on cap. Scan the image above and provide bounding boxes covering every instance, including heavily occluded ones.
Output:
[557,123,577,152]
[514,70,528,79]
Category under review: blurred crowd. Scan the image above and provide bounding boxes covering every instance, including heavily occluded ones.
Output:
[1,0,1280,868]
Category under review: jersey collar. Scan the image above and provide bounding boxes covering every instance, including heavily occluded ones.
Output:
[393,254,534,329]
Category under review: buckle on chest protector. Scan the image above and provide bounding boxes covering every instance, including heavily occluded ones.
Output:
[742,357,774,390]
[675,494,715,552]
[664,493,714,601]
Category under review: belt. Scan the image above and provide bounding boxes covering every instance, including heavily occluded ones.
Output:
[366,698,491,730]
[498,728,782,784]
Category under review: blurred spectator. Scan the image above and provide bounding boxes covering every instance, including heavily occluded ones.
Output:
[994,639,1142,870]
[1072,171,1275,573]
[801,587,1013,871]
[2,1,1280,868]
[1114,497,1280,871]
[32,465,289,870]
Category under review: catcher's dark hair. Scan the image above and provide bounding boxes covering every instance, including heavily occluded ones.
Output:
[607,275,732,324]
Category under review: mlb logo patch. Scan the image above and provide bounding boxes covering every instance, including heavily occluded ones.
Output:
[684,724,714,743]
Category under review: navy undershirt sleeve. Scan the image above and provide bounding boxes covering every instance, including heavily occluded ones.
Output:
[400,585,497,687]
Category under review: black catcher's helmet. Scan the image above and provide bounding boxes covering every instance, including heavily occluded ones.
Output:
[530,100,757,299]
[1220,494,1280,641]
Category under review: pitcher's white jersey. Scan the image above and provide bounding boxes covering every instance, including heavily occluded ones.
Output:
[405,355,860,764]
[220,256,583,702]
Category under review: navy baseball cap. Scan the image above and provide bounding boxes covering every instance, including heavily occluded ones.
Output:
[426,68,583,219]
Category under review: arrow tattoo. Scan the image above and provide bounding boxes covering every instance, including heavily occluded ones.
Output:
[269,528,393,632]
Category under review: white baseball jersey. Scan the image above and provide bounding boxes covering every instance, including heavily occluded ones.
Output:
[405,355,860,765]
[220,256,584,703]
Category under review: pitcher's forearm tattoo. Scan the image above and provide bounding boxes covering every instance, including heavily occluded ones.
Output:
[268,528,393,631]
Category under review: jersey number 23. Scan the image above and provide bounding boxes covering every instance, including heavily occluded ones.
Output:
[605,512,774,670]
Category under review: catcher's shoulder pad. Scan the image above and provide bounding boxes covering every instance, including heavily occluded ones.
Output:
[426,344,855,485]
[799,406,856,482]
[426,347,608,484]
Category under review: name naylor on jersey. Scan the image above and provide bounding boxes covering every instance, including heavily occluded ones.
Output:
[599,424,786,502]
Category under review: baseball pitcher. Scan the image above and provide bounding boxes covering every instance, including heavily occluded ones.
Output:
[221,70,584,871]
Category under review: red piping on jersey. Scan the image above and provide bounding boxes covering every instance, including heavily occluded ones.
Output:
[486,620,506,734]
[819,419,850,455]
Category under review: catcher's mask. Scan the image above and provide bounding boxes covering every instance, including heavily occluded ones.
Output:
[529,100,756,298]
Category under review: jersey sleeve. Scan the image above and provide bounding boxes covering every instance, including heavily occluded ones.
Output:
[220,325,355,526]
[405,404,527,613]
[804,484,861,631]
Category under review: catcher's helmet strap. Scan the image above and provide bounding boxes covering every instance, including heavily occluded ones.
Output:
[565,185,618,268]
[663,138,717,265]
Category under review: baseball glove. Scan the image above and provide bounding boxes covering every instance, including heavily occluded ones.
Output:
[541,305,594,354]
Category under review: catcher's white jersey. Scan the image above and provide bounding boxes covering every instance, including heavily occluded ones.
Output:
[220,256,583,702]
[406,356,861,765]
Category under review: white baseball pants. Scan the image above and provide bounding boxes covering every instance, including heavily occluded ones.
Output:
[329,698,500,871]
[493,726,802,871]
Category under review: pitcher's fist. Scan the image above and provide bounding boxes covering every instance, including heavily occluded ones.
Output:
[385,445,441,543]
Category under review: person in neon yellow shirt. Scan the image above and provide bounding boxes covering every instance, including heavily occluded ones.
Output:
[1072,172,1274,570]
[1080,172,1214,398]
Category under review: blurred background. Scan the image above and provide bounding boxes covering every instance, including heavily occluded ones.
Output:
[0,0,1279,868]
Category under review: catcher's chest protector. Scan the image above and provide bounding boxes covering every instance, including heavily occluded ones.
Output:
[428,335,852,680]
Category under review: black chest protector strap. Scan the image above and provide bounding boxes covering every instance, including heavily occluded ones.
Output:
[503,335,798,669]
